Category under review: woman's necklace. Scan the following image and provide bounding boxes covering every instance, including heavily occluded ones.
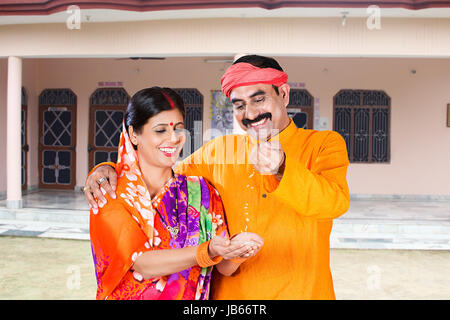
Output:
[154,172,179,239]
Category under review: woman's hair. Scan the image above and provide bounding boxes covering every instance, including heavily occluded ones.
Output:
[125,86,185,135]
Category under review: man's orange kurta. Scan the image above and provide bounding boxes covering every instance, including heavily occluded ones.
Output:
[174,119,350,299]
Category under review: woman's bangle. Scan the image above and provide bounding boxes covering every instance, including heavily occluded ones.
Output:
[196,240,223,268]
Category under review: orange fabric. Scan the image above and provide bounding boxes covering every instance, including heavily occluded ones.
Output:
[89,124,229,300]
[90,176,228,300]
[175,119,350,299]
[92,120,350,299]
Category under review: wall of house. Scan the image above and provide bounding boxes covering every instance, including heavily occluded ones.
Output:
[1,56,449,196]
[0,59,6,196]
[1,17,450,58]
[279,56,450,197]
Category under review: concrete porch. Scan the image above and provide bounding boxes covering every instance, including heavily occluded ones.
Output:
[0,190,89,240]
[0,190,449,250]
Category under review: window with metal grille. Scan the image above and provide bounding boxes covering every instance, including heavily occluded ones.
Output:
[287,89,314,129]
[88,87,130,169]
[333,90,390,163]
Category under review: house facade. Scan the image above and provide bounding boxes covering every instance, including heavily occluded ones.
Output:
[1,0,450,208]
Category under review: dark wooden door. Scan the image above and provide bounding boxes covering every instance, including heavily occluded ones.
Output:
[287,89,314,129]
[21,105,28,190]
[88,106,126,169]
[88,88,129,170]
[174,88,203,159]
[38,89,77,189]
[21,87,28,190]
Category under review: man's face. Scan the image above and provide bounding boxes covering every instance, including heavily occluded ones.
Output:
[230,83,291,140]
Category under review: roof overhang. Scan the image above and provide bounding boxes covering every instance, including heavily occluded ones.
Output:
[1,6,450,25]
[1,0,450,16]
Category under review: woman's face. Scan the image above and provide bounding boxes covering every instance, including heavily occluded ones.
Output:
[130,108,186,168]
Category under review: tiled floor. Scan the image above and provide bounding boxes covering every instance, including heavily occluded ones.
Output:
[342,199,450,221]
[1,190,450,249]
[0,190,89,240]
[333,199,450,250]
[0,189,89,211]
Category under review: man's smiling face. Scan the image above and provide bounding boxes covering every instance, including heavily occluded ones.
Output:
[230,83,291,139]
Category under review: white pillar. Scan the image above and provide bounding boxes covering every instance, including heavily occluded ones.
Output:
[6,56,23,209]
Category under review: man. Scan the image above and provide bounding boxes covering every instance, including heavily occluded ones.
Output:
[84,55,350,299]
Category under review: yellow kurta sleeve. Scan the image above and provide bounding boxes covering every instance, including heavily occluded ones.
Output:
[268,130,350,220]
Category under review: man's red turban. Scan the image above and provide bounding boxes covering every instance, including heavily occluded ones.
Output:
[221,62,288,98]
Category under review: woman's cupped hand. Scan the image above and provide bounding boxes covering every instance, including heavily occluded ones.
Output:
[208,232,264,260]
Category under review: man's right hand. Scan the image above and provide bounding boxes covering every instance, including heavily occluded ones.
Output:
[209,236,255,260]
[84,165,117,209]
[230,232,264,259]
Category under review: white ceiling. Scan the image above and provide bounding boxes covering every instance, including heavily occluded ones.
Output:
[1,7,450,25]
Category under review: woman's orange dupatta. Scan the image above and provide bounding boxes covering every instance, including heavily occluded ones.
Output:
[89,123,228,299]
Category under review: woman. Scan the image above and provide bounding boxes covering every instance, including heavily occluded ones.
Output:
[89,87,262,300]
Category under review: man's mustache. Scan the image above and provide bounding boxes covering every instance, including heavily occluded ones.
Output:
[242,113,272,127]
